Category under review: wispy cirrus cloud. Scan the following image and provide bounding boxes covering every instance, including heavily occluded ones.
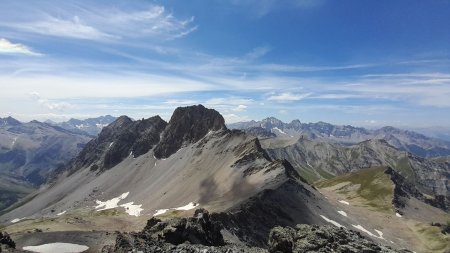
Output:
[268,92,312,101]
[0,2,197,42]
[0,38,41,56]
[228,0,326,17]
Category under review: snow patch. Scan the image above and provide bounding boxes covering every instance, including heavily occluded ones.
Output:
[23,243,89,253]
[153,202,199,217]
[95,192,129,211]
[96,123,108,129]
[374,229,384,239]
[174,202,198,211]
[272,127,287,135]
[339,200,350,205]
[154,209,169,216]
[395,212,402,217]
[11,217,26,223]
[306,161,313,168]
[320,215,344,228]
[120,202,144,217]
[11,137,17,148]
[352,225,385,240]
[337,210,347,217]
[56,211,66,216]
[109,142,114,148]
[352,224,376,237]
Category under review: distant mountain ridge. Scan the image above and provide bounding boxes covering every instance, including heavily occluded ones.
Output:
[229,117,450,158]
[0,117,91,212]
[48,115,117,136]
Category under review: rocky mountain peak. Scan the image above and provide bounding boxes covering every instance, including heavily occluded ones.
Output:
[0,116,21,126]
[154,104,226,159]
[71,115,167,171]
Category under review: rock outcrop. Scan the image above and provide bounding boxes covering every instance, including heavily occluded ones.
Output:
[0,232,16,252]
[154,105,226,159]
[104,210,410,253]
[268,224,411,253]
[68,115,167,171]
[244,127,276,138]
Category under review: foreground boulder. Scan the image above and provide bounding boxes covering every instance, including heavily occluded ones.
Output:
[268,225,411,253]
[0,232,16,252]
[103,210,411,253]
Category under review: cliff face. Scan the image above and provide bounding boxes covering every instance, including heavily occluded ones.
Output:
[154,105,226,159]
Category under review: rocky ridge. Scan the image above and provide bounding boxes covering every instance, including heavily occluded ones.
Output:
[230,117,450,158]
[104,209,409,253]
[154,104,226,159]
[66,115,167,172]
[267,137,449,210]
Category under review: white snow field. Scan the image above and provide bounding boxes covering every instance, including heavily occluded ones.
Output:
[337,210,347,217]
[153,202,199,216]
[320,215,344,228]
[23,243,89,253]
[338,200,350,205]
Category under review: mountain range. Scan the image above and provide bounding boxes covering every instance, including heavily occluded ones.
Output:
[0,106,448,252]
[0,117,91,213]
[46,115,117,136]
[229,117,450,158]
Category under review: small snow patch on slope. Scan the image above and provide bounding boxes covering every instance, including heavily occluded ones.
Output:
[11,137,17,148]
[95,192,129,211]
[320,215,344,228]
[352,225,385,240]
[339,200,350,205]
[374,229,384,239]
[23,243,88,253]
[272,127,287,135]
[95,192,144,216]
[337,210,347,217]
[174,202,198,210]
[109,142,114,148]
[154,209,169,216]
[56,211,66,216]
[120,202,143,217]
[11,217,26,223]
[395,212,402,217]
[153,202,199,217]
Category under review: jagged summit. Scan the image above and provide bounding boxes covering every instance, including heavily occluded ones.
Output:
[72,115,167,170]
[154,104,226,159]
[0,116,21,126]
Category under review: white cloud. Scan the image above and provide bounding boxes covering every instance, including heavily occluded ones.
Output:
[223,113,250,124]
[28,92,73,111]
[268,92,311,101]
[11,16,115,41]
[2,4,196,42]
[164,99,198,105]
[232,104,248,112]
[0,38,41,56]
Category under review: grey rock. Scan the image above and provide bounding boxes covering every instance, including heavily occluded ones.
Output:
[154,105,226,159]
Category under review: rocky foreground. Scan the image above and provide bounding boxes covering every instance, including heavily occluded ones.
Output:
[0,232,16,252]
[102,209,411,253]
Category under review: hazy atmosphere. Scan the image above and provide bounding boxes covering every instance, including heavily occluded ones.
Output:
[1,0,450,127]
[1,2,450,253]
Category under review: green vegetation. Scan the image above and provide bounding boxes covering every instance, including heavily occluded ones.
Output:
[410,222,450,252]
[298,167,320,184]
[395,156,416,183]
[316,167,395,212]
[94,209,120,216]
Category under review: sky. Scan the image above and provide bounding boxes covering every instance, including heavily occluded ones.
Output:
[1,0,450,127]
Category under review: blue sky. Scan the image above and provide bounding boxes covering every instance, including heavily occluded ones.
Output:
[1,0,450,127]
